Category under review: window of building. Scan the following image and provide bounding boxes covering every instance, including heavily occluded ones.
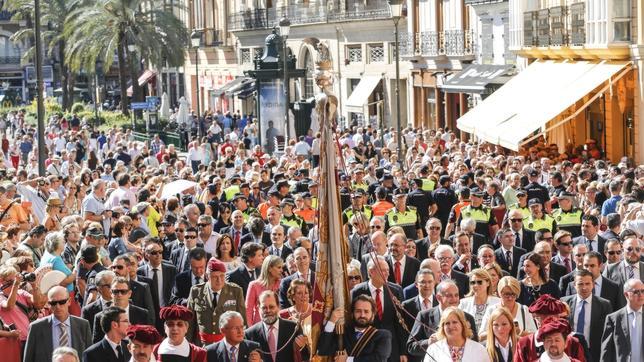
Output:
[347,45,362,63]
[240,48,251,64]
[253,47,263,60]
[612,0,631,42]
[303,48,315,98]
[368,44,384,63]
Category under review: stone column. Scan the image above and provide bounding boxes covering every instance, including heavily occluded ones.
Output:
[630,0,644,163]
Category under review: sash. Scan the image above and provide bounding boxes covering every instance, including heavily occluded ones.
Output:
[349,326,378,357]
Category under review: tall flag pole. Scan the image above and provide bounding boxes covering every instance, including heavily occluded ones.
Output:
[310,41,350,360]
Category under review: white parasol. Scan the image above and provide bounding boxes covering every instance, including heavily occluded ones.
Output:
[160,179,197,200]
[160,92,170,119]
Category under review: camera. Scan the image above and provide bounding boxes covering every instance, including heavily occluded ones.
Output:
[21,272,36,283]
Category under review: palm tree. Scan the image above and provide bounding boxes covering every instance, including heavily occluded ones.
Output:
[3,0,78,110]
[63,0,189,116]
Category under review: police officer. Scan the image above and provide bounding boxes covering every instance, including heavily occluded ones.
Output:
[351,165,369,192]
[418,165,436,192]
[339,175,352,211]
[551,192,583,237]
[280,198,309,235]
[524,168,549,206]
[457,188,498,239]
[504,189,531,225]
[523,198,556,233]
[342,189,373,237]
[407,179,437,236]
[220,175,241,202]
[231,193,258,222]
[384,189,423,240]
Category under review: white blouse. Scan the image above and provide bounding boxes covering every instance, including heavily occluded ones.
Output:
[479,302,537,335]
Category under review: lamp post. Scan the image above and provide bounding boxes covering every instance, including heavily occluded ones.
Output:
[388,0,404,168]
[34,0,46,176]
[191,30,202,138]
[279,17,291,142]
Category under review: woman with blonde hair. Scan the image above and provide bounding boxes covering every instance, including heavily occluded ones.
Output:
[483,262,503,297]
[245,255,284,325]
[479,276,537,339]
[458,268,501,332]
[484,307,517,362]
[425,307,491,362]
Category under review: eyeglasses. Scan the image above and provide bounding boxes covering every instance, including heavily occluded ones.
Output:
[510,218,523,223]
[185,235,197,239]
[558,242,572,247]
[110,265,125,270]
[607,250,622,256]
[469,280,485,285]
[437,257,452,261]
[177,229,185,233]
[429,226,441,231]
[111,289,130,295]
[542,237,554,241]
[48,298,68,306]
[370,225,382,230]
[147,250,162,256]
[628,289,644,296]
[347,275,361,280]
[198,223,210,228]
[501,292,517,298]
[626,247,642,253]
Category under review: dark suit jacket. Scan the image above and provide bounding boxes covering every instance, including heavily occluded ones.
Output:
[603,260,644,286]
[414,237,450,261]
[129,279,155,324]
[401,295,439,351]
[221,225,251,249]
[239,233,267,249]
[170,247,191,273]
[23,315,92,362]
[449,232,489,252]
[564,276,625,311]
[244,318,310,362]
[495,246,527,277]
[206,339,261,362]
[92,304,151,343]
[573,235,607,261]
[81,298,110,334]
[562,294,613,362]
[359,253,385,280]
[451,257,480,275]
[137,262,178,308]
[226,264,258,298]
[552,254,576,272]
[406,306,479,357]
[278,271,315,308]
[82,338,131,362]
[170,270,200,306]
[502,228,535,252]
[317,325,392,362]
[350,282,405,361]
[267,244,293,262]
[386,255,421,289]
[447,270,470,298]
[600,306,637,362]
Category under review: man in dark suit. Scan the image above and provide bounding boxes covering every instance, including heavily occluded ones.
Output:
[169,247,208,305]
[401,269,438,359]
[266,224,293,261]
[239,216,269,248]
[244,290,309,362]
[434,244,469,297]
[226,242,265,298]
[558,243,589,293]
[407,280,479,357]
[495,228,527,277]
[386,233,420,289]
[206,311,261,362]
[451,231,478,274]
[92,277,152,343]
[517,241,567,286]
[138,241,178,331]
[220,210,251,251]
[562,270,613,362]
[24,286,92,362]
[350,255,406,362]
[564,251,625,311]
[552,230,577,273]
[110,255,155,324]
[360,231,388,280]
[573,215,607,261]
[83,307,132,362]
[415,218,450,261]
[318,295,392,362]
[279,247,315,308]
[169,227,200,273]
[603,237,644,285]
[506,208,535,251]
[264,206,290,246]
[600,279,643,362]
[81,270,115,334]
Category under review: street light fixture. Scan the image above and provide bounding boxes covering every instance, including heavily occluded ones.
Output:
[190,30,202,138]
[388,0,404,168]
[279,17,291,143]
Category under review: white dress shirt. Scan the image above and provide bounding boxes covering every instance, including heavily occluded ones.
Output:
[105,335,123,358]
[51,316,71,349]
[224,339,240,361]
[593,276,603,297]
[495,340,512,362]
[573,295,592,343]
[146,264,164,306]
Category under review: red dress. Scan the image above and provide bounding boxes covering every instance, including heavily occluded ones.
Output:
[514,333,586,362]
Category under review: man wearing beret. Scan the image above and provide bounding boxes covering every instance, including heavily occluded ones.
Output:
[514,294,587,362]
[537,318,582,362]
[127,325,163,362]
[188,258,246,346]
[153,305,207,362]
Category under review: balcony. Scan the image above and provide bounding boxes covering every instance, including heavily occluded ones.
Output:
[400,30,475,58]
[202,29,226,47]
[229,1,391,31]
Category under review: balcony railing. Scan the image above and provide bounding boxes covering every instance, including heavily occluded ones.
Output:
[399,32,415,57]
[537,9,550,47]
[569,3,585,45]
[444,29,474,56]
[420,31,441,56]
[399,30,474,57]
[229,1,391,31]
[523,4,586,48]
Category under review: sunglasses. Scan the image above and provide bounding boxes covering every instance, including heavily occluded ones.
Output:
[429,226,441,231]
[177,229,185,233]
[558,242,572,247]
[510,218,523,222]
[198,223,210,228]
[469,280,485,285]
[501,292,517,298]
[147,251,162,256]
[626,247,642,253]
[607,250,622,256]
[348,275,361,280]
[110,265,125,270]
[185,235,197,239]
[370,225,382,229]
[48,298,68,306]
[111,289,130,295]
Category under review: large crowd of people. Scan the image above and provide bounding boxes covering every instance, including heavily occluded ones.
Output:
[0,108,642,362]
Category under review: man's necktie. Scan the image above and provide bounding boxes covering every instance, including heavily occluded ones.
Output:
[230,346,237,362]
[355,331,363,339]
[564,258,572,273]
[463,261,469,273]
[116,344,124,362]
[576,300,586,335]
[515,232,521,247]
[394,261,402,285]
[234,231,241,250]
[423,298,430,310]
[58,323,68,347]
[628,265,636,279]
[441,274,449,281]
[506,250,512,269]
[151,268,160,308]
[268,325,277,362]
[375,289,383,320]
[587,238,594,252]
[630,311,642,362]
[195,276,202,285]
[212,292,218,308]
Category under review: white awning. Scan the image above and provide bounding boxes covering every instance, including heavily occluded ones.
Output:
[456,60,630,151]
[345,76,381,113]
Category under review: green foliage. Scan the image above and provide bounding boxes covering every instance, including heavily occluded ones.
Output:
[70,102,85,114]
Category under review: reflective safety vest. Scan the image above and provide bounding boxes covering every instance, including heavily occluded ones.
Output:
[343,206,373,223]
[508,203,531,219]
[460,205,492,225]
[241,207,258,222]
[552,208,583,235]
[385,206,419,239]
[281,214,305,230]
[224,185,240,201]
[523,214,555,232]
[421,178,436,192]
[352,182,369,192]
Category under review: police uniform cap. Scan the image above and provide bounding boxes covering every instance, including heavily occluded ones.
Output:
[559,191,575,199]
[281,198,296,207]
[276,180,290,188]
[528,168,539,177]
[516,189,527,196]
[439,175,451,185]
[528,198,541,207]
[471,188,485,197]
[393,189,407,197]
[232,193,247,202]
[268,190,281,198]
[161,214,177,225]
[301,192,312,199]
[380,174,394,182]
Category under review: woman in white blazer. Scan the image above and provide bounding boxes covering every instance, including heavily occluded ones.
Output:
[424,307,491,362]
[458,268,501,332]
[479,276,537,339]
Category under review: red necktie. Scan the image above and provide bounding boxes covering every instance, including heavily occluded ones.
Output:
[375,289,383,320]
[234,231,240,250]
[564,257,572,273]
[394,261,402,285]
[423,298,430,310]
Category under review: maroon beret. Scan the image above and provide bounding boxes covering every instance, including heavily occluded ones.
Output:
[159,305,193,322]
[536,317,572,342]
[126,325,162,345]
[528,294,566,315]
[207,257,226,273]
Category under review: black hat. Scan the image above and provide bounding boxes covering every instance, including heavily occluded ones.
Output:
[280,198,295,207]
[439,175,452,185]
[301,192,312,199]
[380,174,394,182]
[351,189,366,198]
[412,178,423,187]
[161,214,177,225]
[232,193,247,202]
[268,190,281,198]
[273,173,285,181]
[240,182,250,189]
[458,187,471,197]
[393,188,407,197]
[516,189,527,197]
[528,168,539,177]
[528,198,541,206]
[471,188,485,197]
[80,245,99,263]
[276,180,290,188]
[559,191,575,199]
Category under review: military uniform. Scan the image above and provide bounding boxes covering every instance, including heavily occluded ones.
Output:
[384,206,421,240]
[551,207,583,237]
[187,282,246,346]
[457,204,497,237]
[523,214,557,232]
